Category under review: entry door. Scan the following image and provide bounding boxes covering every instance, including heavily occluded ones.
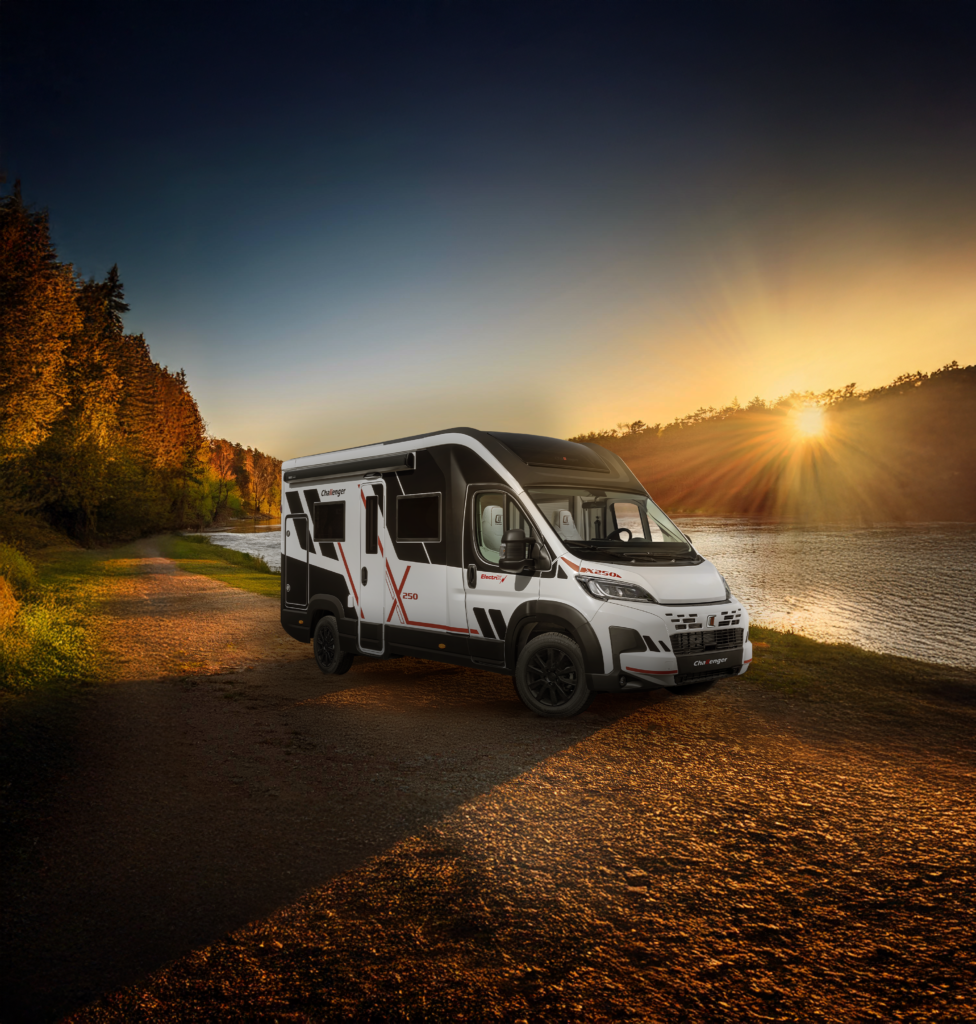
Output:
[283,514,309,607]
[463,491,540,663]
[358,482,388,653]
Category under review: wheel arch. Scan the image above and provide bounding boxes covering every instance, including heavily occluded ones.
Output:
[308,594,346,638]
[506,600,604,674]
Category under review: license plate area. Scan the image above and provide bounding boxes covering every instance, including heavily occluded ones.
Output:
[675,648,743,675]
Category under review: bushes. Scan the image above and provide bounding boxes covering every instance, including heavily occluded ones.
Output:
[0,543,38,596]
[0,598,97,695]
[0,544,97,696]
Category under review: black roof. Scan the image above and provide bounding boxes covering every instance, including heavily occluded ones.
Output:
[383,426,645,492]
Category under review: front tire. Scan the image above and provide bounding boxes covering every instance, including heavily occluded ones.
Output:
[313,616,354,675]
[514,632,592,718]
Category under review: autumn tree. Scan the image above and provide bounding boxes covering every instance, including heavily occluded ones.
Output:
[0,185,79,465]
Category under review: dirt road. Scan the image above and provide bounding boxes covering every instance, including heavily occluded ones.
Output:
[1,543,975,1022]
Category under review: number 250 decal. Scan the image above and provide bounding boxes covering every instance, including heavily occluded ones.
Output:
[402,592,419,600]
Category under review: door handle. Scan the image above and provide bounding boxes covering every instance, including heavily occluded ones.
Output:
[467,564,476,587]
[361,566,368,587]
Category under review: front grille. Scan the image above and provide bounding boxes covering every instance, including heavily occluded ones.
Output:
[669,627,743,654]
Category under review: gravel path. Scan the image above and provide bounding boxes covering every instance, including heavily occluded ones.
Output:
[1,543,974,1023]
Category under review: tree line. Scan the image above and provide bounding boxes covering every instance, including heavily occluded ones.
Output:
[571,362,976,521]
[0,184,280,545]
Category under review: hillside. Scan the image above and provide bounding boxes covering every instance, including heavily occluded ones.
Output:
[572,363,976,521]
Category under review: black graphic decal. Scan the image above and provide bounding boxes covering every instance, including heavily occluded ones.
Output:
[472,607,495,639]
[488,608,507,640]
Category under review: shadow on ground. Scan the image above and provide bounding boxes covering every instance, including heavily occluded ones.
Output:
[0,654,653,1023]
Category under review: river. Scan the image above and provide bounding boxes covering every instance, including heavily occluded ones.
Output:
[202,518,976,669]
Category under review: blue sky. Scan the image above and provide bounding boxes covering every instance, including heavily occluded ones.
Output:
[4,0,976,456]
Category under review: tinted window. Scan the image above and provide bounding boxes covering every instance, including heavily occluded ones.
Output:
[397,493,441,543]
[313,501,345,542]
[364,495,378,554]
[488,432,609,472]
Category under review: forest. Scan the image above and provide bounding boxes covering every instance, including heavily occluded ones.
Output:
[4,182,974,544]
[572,362,976,521]
[0,185,281,547]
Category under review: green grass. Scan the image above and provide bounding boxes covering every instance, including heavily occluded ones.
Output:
[157,534,280,599]
[1,544,110,816]
[0,543,106,698]
[746,623,976,719]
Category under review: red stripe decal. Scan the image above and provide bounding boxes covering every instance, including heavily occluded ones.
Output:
[387,562,411,623]
[383,561,474,634]
[336,542,359,605]
[561,556,580,572]
[624,666,676,675]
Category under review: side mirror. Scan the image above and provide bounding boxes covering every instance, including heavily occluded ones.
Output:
[530,538,552,571]
[499,529,529,572]
[682,532,693,544]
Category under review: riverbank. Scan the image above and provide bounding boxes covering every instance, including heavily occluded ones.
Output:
[1,540,974,1022]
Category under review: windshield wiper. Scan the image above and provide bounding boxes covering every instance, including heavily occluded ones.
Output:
[565,542,701,565]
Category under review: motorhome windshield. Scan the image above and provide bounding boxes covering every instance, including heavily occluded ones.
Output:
[526,487,695,561]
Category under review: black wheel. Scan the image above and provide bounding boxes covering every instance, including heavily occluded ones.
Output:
[313,616,354,675]
[514,632,592,718]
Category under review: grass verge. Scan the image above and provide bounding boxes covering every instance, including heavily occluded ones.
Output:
[746,623,976,724]
[1,542,116,835]
[156,534,280,599]
[0,543,106,699]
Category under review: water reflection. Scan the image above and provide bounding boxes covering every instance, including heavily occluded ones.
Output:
[675,518,976,669]
[189,520,282,574]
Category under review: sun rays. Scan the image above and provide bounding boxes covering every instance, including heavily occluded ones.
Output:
[792,405,826,440]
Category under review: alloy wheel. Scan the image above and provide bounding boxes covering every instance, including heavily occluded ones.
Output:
[525,646,578,707]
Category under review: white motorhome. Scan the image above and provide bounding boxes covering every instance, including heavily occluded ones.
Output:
[280,429,751,717]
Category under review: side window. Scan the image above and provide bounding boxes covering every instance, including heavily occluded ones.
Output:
[506,497,535,540]
[474,492,535,565]
[313,501,345,541]
[475,492,506,564]
[397,492,441,543]
[364,495,379,554]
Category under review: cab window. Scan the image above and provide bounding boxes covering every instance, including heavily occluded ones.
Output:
[474,492,535,565]
[610,500,647,540]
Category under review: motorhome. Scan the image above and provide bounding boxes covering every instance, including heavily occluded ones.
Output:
[280,428,751,717]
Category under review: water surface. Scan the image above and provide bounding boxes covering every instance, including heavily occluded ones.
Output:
[197,518,976,669]
[675,518,976,669]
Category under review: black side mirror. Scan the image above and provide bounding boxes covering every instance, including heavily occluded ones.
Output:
[499,529,530,572]
[530,538,552,571]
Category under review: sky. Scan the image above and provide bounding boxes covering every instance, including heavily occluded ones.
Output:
[3,0,976,458]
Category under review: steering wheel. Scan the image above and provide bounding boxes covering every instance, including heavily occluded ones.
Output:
[605,527,632,542]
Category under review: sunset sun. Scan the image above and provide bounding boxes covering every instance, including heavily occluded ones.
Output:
[793,405,826,439]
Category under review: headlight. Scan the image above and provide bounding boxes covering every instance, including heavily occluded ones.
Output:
[576,575,657,603]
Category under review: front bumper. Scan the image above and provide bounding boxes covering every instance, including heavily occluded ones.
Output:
[588,598,753,690]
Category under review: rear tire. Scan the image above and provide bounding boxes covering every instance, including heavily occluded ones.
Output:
[313,615,354,675]
[514,632,592,718]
